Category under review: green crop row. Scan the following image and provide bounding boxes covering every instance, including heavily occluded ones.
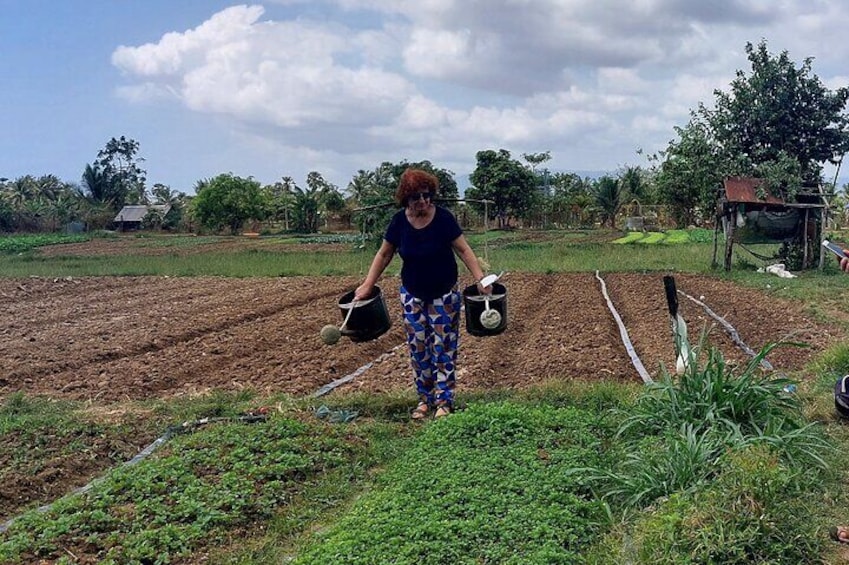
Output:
[612,228,714,245]
[0,233,89,254]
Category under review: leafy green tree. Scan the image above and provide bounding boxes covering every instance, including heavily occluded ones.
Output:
[703,40,849,196]
[2,175,79,231]
[673,41,848,204]
[6,176,36,212]
[51,189,83,231]
[95,136,148,208]
[620,166,650,203]
[151,183,187,231]
[522,151,552,177]
[347,169,377,202]
[283,171,345,233]
[79,164,112,204]
[191,173,266,234]
[652,40,849,226]
[151,183,184,206]
[0,191,13,231]
[651,119,723,226]
[548,172,594,227]
[261,179,296,229]
[467,149,538,228]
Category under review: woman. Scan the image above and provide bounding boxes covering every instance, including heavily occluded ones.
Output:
[355,168,490,419]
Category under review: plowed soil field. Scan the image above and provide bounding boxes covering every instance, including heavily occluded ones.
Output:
[1,272,844,522]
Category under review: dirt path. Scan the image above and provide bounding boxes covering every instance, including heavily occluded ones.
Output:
[2,273,839,401]
[0,272,843,522]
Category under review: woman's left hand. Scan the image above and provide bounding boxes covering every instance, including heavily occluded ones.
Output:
[477,282,492,295]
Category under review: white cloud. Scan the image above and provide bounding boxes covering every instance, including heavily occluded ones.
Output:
[108,0,849,188]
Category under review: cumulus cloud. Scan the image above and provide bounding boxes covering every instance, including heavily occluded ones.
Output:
[111,0,849,186]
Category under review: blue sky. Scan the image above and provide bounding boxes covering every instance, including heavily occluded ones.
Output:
[3,1,849,194]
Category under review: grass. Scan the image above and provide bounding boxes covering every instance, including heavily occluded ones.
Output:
[1,229,723,277]
[5,230,849,563]
[0,395,415,564]
[0,248,386,278]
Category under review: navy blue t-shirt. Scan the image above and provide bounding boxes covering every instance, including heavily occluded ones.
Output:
[385,206,463,300]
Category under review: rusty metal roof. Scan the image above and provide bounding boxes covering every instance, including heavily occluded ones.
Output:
[723,177,784,205]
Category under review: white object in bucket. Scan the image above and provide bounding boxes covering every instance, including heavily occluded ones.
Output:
[479,271,504,288]
[339,293,379,309]
[477,272,504,330]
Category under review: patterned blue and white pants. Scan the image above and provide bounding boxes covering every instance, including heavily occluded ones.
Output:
[400,285,461,408]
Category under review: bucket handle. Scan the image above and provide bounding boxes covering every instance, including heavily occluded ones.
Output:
[340,293,378,309]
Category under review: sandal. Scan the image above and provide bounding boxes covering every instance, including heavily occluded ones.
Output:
[831,526,849,544]
[434,405,452,419]
[411,402,430,420]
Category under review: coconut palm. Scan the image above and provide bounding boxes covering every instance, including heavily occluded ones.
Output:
[592,176,623,228]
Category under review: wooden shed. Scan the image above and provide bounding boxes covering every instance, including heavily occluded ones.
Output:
[714,177,828,271]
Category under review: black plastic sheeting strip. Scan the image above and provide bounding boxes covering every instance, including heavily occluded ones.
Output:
[313,344,403,397]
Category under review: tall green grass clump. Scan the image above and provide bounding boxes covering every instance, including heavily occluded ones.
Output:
[591,445,825,564]
[581,342,832,563]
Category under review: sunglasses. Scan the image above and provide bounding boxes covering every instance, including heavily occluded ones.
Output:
[408,192,434,202]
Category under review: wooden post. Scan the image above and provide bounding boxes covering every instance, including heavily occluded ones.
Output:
[724,210,735,271]
[802,208,809,269]
[712,213,721,269]
[820,199,828,270]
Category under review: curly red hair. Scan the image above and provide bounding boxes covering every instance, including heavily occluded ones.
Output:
[395,168,439,206]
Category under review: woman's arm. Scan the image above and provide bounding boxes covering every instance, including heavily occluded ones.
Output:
[355,240,396,300]
[452,234,489,292]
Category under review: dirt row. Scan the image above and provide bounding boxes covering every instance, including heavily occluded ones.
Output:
[1,273,841,403]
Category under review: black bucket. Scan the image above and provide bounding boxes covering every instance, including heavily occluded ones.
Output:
[462,282,508,336]
[338,286,391,342]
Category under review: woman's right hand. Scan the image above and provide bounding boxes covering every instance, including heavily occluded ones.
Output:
[354,282,373,301]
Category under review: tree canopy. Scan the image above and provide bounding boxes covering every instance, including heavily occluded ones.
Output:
[706,41,849,190]
[94,136,148,208]
[191,173,266,234]
[348,160,459,241]
[653,40,849,221]
[467,149,538,228]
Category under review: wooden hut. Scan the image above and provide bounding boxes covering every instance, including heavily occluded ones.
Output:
[113,204,171,231]
[714,177,829,271]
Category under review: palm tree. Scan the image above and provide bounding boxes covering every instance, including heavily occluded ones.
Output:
[347,169,377,203]
[80,164,113,205]
[592,176,622,228]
